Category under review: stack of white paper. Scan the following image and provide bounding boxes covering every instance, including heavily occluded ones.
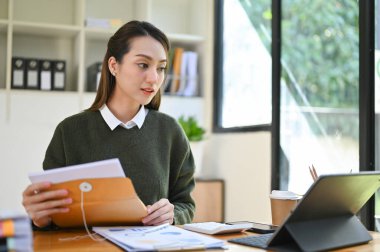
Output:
[93,224,226,251]
[28,158,125,184]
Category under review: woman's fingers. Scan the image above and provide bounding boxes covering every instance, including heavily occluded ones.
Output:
[145,211,173,226]
[22,182,72,228]
[142,199,174,226]
[27,189,69,205]
[27,197,72,213]
[30,206,70,222]
[23,182,51,197]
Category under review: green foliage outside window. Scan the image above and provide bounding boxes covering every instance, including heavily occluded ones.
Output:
[239,0,359,140]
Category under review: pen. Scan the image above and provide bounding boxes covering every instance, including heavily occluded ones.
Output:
[143,223,170,235]
[309,165,318,182]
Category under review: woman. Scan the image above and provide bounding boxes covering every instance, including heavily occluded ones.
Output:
[22,20,195,228]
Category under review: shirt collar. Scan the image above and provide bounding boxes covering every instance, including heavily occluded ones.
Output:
[99,104,147,130]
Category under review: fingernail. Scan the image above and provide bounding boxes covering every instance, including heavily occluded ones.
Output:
[65,198,72,204]
[62,208,69,212]
[60,190,68,195]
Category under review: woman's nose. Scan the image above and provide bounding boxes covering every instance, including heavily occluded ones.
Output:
[146,68,159,84]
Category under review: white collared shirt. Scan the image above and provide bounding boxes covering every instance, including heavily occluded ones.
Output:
[99,104,148,130]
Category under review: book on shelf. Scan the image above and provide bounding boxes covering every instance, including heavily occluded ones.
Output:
[164,48,199,97]
[163,48,175,93]
[87,62,102,92]
[182,51,199,96]
[11,57,66,91]
[25,59,40,90]
[52,60,66,90]
[176,51,190,96]
[11,57,26,89]
[170,47,184,94]
[85,17,123,29]
[40,60,53,91]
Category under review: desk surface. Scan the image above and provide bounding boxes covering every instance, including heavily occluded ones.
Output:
[34,229,380,251]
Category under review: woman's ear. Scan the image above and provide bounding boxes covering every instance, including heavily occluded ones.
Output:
[108,56,118,76]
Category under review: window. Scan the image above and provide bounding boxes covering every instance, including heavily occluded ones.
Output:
[215,0,375,229]
[214,0,272,131]
[279,0,360,194]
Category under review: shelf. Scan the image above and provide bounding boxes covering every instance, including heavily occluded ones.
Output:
[167,33,204,44]
[0,20,8,31]
[12,21,81,38]
[13,0,80,26]
[9,89,78,96]
[85,27,116,40]
[0,30,6,89]
[84,0,135,24]
[0,90,5,122]
[2,0,208,124]
[0,0,8,20]
[150,0,207,36]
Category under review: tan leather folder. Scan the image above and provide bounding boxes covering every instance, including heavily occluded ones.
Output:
[49,177,147,227]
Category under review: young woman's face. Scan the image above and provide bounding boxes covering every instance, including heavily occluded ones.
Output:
[111,36,167,106]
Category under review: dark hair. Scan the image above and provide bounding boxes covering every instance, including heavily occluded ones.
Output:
[87,20,170,111]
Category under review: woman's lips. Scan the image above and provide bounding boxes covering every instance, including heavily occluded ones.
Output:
[141,88,154,95]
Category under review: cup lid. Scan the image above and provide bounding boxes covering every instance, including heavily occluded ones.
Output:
[270,190,302,200]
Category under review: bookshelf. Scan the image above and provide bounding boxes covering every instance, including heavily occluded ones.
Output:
[0,0,211,123]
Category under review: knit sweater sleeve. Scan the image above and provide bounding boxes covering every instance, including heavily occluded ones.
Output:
[43,122,66,170]
[168,126,196,225]
[171,148,196,224]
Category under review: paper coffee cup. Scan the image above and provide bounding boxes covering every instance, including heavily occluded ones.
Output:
[270,190,302,226]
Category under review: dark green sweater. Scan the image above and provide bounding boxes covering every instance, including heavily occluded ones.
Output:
[43,110,195,224]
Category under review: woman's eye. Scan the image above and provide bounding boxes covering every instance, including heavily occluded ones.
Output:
[158,67,167,73]
[137,63,148,69]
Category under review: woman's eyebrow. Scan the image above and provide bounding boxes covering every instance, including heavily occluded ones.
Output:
[135,54,167,63]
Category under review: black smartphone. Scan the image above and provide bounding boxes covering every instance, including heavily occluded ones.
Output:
[226,221,278,234]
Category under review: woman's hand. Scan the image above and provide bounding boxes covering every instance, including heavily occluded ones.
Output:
[142,198,174,226]
[22,182,72,228]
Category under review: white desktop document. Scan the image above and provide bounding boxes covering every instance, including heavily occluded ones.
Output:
[28,158,125,184]
[93,224,226,251]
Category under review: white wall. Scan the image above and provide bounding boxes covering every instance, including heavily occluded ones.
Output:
[0,92,79,211]
[202,132,272,224]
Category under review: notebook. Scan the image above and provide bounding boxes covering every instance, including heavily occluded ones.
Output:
[229,172,380,251]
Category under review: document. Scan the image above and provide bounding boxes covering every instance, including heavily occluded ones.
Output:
[93,224,227,251]
[28,158,125,184]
